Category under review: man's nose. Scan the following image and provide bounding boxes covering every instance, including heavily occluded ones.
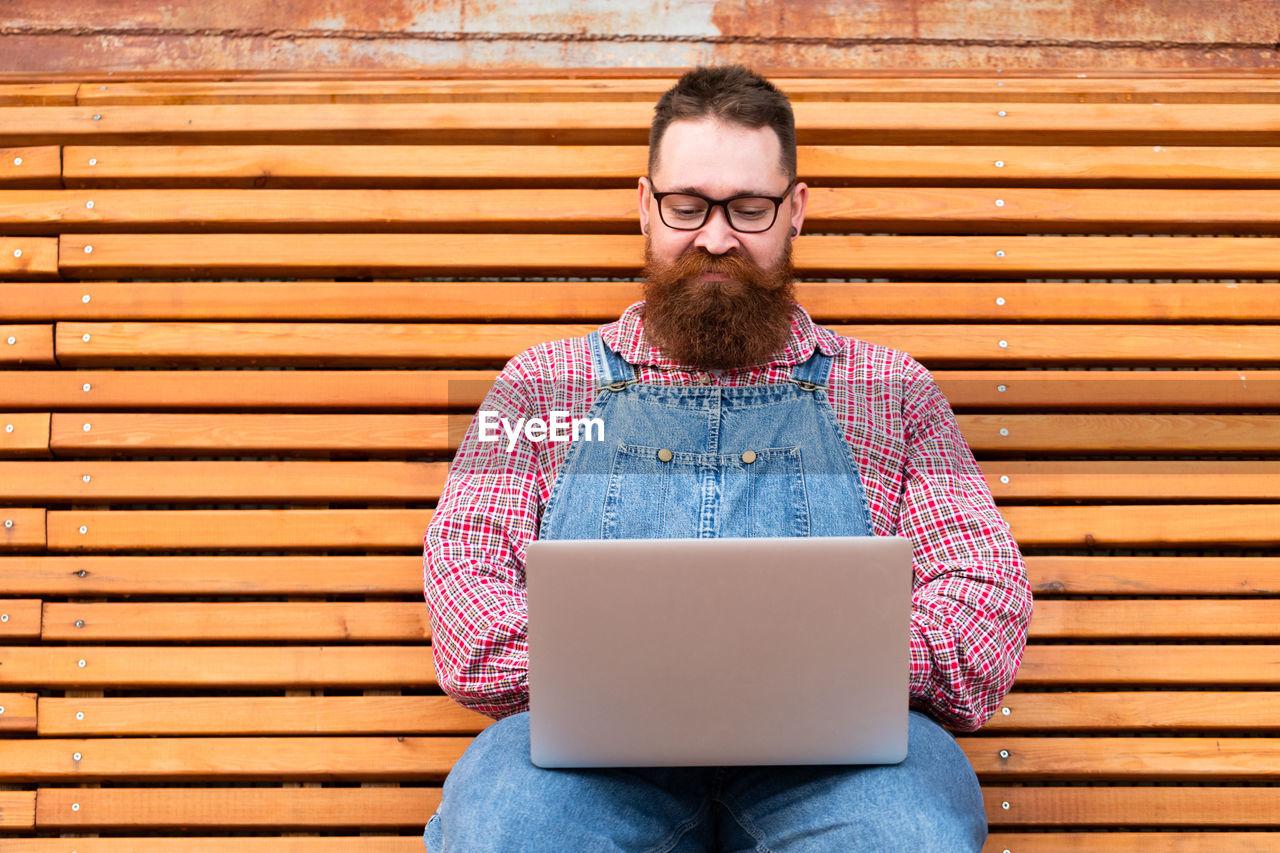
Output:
[692,205,741,255]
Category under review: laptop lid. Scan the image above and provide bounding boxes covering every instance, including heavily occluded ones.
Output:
[526,535,912,768]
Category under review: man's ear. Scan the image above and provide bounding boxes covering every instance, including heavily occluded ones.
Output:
[788,180,808,239]
[637,176,652,235]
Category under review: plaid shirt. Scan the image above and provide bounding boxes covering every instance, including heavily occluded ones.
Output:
[424,301,1032,731]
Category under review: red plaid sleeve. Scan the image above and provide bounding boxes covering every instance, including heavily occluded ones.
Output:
[848,345,1032,731]
[423,337,599,719]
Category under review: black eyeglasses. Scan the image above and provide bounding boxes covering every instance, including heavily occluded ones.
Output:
[649,179,797,233]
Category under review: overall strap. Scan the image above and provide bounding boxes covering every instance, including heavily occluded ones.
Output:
[789,345,834,389]
[587,330,636,388]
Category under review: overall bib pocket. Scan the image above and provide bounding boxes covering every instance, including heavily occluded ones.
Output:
[601,443,810,539]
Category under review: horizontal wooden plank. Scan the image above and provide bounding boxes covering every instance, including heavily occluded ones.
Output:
[61,144,1280,190]
[1026,555,1280,595]
[63,144,649,188]
[3,841,422,853]
[984,692,1280,732]
[0,238,59,280]
[73,77,1280,106]
[0,730,1247,788]
[0,646,435,688]
[11,457,1277,506]
[0,369,495,410]
[0,83,78,106]
[8,281,1280,323]
[55,233,1280,279]
[50,320,594,366]
[1,552,1271,602]
[57,233,646,278]
[27,506,1280,555]
[8,101,1280,147]
[798,235,1280,279]
[961,413,1280,454]
[986,461,1280,501]
[11,187,1280,234]
[0,791,36,830]
[17,507,1280,556]
[6,102,657,146]
[0,460,447,502]
[0,412,50,457]
[3,645,1277,691]
[38,695,489,736]
[44,509,430,551]
[0,507,46,550]
[964,737,1280,781]
[62,144,1280,190]
[0,691,38,732]
[0,188,638,234]
[35,785,437,828]
[1017,645,1280,686]
[41,602,431,642]
[3,840,423,853]
[0,736,469,782]
[0,146,61,188]
[984,786,1280,827]
[1004,504,1280,547]
[1031,600,1280,639]
[50,413,461,455]
[49,412,1280,456]
[1,554,421,595]
[45,509,431,552]
[937,370,1280,411]
[985,834,1280,853]
[0,555,421,595]
[5,369,1280,412]
[806,186,1280,234]
[805,145,1280,187]
[0,599,41,638]
[0,324,55,365]
[50,320,1280,368]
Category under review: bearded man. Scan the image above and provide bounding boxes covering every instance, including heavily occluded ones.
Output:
[423,65,1032,851]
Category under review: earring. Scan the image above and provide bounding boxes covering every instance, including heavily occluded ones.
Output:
[790,227,798,237]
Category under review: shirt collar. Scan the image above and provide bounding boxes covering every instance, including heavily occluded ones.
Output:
[600,300,844,371]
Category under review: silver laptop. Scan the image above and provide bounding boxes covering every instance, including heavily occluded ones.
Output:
[525,536,912,768]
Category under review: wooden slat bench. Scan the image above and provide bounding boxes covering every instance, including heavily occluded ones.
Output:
[2,71,1280,850]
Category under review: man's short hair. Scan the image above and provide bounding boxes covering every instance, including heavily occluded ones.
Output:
[649,65,797,181]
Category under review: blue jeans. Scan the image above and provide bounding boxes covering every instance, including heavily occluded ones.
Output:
[423,710,985,852]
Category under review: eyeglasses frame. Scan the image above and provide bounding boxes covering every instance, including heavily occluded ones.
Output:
[647,178,799,233]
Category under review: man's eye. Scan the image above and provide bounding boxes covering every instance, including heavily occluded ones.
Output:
[669,206,705,218]
[733,207,769,219]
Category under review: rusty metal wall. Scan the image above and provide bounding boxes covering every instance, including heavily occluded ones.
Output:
[1,0,1278,74]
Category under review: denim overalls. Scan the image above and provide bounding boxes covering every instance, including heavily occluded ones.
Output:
[424,330,988,851]
[539,331,874,540]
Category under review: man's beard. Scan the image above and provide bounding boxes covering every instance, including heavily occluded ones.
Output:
[640,241,797,371]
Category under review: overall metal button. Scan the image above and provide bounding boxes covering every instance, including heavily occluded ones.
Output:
[741,450,757,464]
[657,448,673,462]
